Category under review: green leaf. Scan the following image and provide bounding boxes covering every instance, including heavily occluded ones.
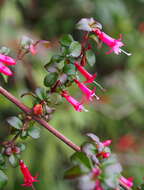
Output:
[20,130,28,139]
[0,170,8,189]
[81,143,98,156]
[1,74,8,83]
[28,126,41,139]
[20,36,33,49]
[0,154,5,165]
[17,143,26,152]
[60,34,74,46]
[69,41,81,57]
[50,93,62,105]
[86,50,96,66]
[63,64,76,75]
[64,165,87,179]
[7,117,23,129]
[71,152,93,171]
[35,88,47,100]
[76,18,102,31]
[44,72,58,87]
[0,46,10,55]
[56,60,65,70]
[8,155,18,167]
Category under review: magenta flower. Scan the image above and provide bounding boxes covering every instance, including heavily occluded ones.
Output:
[74,79,99,101]
[119,176,133,188]
[0,62,13,76]
[61,91,87,112]
[94,179,104,190]
[93,29,131,56]
[102,140,112,147]
[0,54,16,76]
[74,62,97,83]
[19,160,39,187]
[0,54,16,65]
[29,44,37,55]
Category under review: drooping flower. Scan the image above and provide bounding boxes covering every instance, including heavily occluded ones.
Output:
[74,79,99,101]
[19,160,39,187]
[93,28,131,56]
[74,62,97,83]
[91,168,101,179]
[119,176,133,188]
[61,90,87,112]
[0,54,17,76]
[102,140,112,147]
[94,179,104,190]
[0,53,16,65]
[0,62,13,76]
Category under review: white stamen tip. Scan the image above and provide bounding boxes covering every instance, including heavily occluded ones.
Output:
[120,49,132,56]
[83,107,89,112]
[94,95,100,100]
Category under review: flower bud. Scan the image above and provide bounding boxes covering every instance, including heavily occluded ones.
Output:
[33,104,43,115]
[5,147,13,156]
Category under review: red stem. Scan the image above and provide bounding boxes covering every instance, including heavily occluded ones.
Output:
[0,86,80,152]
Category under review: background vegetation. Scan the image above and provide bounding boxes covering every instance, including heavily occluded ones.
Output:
[0,0,144,189]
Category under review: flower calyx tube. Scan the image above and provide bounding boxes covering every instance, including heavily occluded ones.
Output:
[74,79,99,101]
[93,28,131,56]
[19,160,39,187]
[74,62,97,83]
[61,90,88,112]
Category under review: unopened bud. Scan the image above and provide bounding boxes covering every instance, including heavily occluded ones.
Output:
[5,147,13,156]
[33,104,43,115]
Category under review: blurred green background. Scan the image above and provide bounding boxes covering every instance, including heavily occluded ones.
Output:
[0,0,144,189]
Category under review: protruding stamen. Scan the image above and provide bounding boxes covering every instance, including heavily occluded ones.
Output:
[83,107,89,112]
[94,94,100,100]
[120,49,132,56]
[93,81,106,92]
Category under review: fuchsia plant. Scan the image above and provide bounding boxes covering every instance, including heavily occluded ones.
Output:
[0,17,142,190]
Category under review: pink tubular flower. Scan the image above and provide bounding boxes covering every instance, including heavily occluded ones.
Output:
[0,62,12,76]
[102,140,112,147]
[0,54,16,76]
[93,29,131,56]
[91,168,101,179]
[61,91,87,112]
[119,176,133,188]
[29,44,37,55]
[74,62,97,83]
[19,160,39,187]
[94,179,104,190]
[0,53,16,65]
[74,79,99,101]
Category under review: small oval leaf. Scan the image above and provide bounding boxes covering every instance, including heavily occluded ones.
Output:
[44,73,58,87]
[86,50,96,66]
[28,126,41,139]
[7,117,23,129]
[69,41,81,57]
